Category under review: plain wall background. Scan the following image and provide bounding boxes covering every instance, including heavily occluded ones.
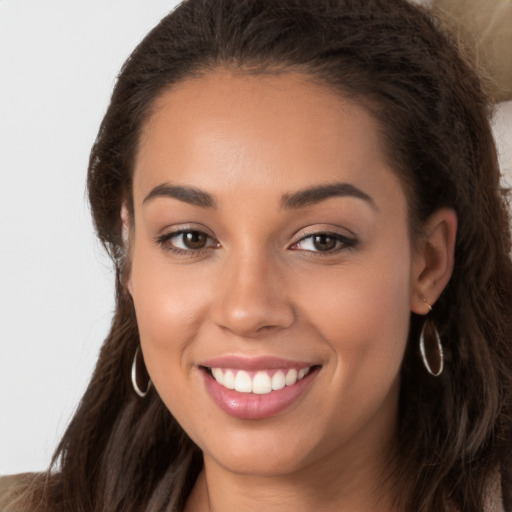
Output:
[0,0,510,475]
[0,0,181,474]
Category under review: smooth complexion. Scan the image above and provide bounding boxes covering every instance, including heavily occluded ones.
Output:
[127,70,456,511]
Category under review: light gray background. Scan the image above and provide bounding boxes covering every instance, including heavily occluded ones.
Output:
[0,0,181,474]
[0,0,511,474]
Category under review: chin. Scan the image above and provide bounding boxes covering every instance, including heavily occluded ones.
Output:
[197,422,322,477]
[208,447,314,478]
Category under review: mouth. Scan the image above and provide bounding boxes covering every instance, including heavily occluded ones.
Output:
[199,360,321,420]
[202,365,319,394]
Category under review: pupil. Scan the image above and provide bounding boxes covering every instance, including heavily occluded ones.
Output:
[313,234,336,251]
[184,231,207,249]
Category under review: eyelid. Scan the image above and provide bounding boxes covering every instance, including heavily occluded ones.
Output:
[155,222,214,238]
[154,225,220,255]
[289,227,359,254]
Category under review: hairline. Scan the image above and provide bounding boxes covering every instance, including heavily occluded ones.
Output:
[128,62,425,247]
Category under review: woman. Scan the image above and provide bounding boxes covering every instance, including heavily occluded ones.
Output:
[2,0,511,510]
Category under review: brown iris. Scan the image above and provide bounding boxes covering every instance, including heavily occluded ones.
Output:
[183,231,208,249]
[312,234,338,251]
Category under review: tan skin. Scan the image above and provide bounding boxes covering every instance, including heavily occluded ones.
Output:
[125,70,457,511]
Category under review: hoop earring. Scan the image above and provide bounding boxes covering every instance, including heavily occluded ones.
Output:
[419,315,444,377]
[131,346,152,398]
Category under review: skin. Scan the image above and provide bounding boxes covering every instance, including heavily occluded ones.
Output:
[127,70,456,511]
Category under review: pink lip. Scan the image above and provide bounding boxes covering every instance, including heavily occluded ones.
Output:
[200,356,319,420]
[200,355,314,371]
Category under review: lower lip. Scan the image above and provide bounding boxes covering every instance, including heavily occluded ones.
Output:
[202,369,317,420]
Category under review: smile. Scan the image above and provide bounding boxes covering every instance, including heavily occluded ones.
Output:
[200,358,320,420]
[209,367,312,394]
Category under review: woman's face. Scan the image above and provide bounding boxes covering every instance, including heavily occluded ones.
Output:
[128,70,419,477]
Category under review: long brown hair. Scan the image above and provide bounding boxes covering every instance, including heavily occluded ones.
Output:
[10,0,512,510]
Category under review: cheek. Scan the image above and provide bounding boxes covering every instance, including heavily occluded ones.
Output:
[128,245,211,381]
[129,255,216,438]
[288,250,412,443]
[295,247,412,376]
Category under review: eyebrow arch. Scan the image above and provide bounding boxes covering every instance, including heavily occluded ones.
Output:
[281,182,377,210]
[143,183,217,208]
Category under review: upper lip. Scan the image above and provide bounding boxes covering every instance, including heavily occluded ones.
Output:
[200,355,319,371]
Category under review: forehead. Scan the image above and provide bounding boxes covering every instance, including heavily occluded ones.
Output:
[133,70,405,213]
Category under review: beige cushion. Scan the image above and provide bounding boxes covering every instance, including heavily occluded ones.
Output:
[432,0,512,102]
[0,473,38,511]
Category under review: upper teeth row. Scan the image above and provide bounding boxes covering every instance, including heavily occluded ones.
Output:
[210,367,311,395]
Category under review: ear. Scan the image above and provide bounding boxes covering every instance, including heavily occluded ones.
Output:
[120,204,134,295]
[410,208,457,314]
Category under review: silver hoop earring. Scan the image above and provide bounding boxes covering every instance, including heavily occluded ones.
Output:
[419,316,444,377]
[131,346,152,398]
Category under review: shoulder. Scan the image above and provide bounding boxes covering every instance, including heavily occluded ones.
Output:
[0,473,40,511]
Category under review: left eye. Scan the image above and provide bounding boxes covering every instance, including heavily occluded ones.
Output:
[158,230,218,251]
[291,233,353,253]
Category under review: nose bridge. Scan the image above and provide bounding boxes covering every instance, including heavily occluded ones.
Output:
[212,246,294,337]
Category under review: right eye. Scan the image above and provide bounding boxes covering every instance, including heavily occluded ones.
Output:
[156,229,220,254]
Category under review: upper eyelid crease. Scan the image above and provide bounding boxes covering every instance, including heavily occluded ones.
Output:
[292,232,358,248]
[294,224,357,239]
[155,228,356,245]
[155,230,219,255]
[156,229,216,242]
[154,224,358,255]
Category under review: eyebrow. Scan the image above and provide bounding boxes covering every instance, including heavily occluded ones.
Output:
[143,183,216,208]
[281,182,377,210]
[142,181,376,211]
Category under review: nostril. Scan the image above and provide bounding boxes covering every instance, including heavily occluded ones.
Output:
[213,300,296,337]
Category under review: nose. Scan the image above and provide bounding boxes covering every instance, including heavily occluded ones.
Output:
[211,253,295,338]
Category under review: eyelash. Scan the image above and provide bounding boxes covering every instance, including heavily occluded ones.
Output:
[290,231,358,255]
[154,229,358,257]
[155,229,219,256]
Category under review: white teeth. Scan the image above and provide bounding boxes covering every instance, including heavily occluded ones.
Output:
[234,370,252,393]
[223,370,236,389]
[271,370,286,390]
[211,367,223,383]
[252,371,272,394]
[285,368,298,386]
[210,366,313,394]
